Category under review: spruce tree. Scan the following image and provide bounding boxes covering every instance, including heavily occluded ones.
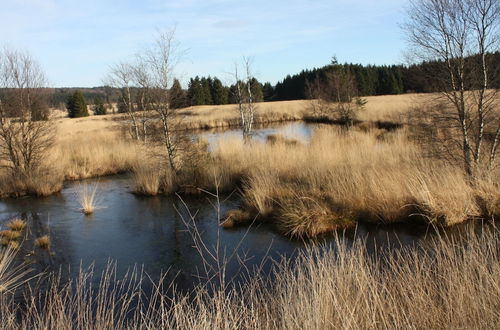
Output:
[211,77,229,104]
[66,90,89,118]
[250,78,264,102]
[93,98,107,115]
[201,77,213,105]
[170,78,186,109]
[187,76,205,105]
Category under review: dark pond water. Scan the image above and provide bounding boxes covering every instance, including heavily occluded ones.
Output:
[0,122,490,292]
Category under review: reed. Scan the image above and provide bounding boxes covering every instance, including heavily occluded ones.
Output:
[5,219,26,232]
[34,235,50,250]
[77,182,100,215]
[0,226,497,328]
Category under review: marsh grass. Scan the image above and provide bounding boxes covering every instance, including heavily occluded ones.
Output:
[0,225,497,328]
[0,247,32,294]
[213,128,498,236]
[34,235,50,250]
[77,182,101,215]
[6,219,26,232]
[0,230,22,241]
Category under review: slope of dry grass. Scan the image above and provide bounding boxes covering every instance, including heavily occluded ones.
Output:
[0,227,498,329]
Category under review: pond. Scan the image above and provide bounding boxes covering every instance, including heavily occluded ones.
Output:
[0,122,489,292]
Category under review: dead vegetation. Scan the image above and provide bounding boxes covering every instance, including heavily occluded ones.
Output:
[0,227,497,329]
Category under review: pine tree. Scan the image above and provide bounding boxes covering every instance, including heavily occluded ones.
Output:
[170,78,186,109]
[250,78,264,102]
[187,77,205,105]
[201,77,213,105]
[262,82,274,101]
[93,98,107,115]
[66,90,89,118]
[211,77,229,104]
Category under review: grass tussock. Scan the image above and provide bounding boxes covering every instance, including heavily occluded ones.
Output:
[0,230,22,241]
[220,209,252,228]
[6,219,26,232]
[77,183,100,215]
[0,228,498,328]
[34,235,50,250]
[211,127,496,236]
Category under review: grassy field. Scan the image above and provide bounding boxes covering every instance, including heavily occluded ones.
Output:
[0,227,498,329]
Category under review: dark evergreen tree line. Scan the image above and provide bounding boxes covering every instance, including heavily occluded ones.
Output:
[186,76,265,106]
[272,52,500,101]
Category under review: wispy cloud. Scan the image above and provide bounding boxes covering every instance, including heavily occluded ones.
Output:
[1,0,406,86]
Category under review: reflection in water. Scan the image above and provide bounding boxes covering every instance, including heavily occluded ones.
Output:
[198,121,316,150]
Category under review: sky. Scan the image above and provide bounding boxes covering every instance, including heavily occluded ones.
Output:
[1,0,407,87]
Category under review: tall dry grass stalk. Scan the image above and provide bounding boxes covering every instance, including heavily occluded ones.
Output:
[0,227,497,328]
[77,182,101,215]
[0,247,32,294]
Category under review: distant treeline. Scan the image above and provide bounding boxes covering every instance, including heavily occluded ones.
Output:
[48,51,500,108]
[272,52,500,101]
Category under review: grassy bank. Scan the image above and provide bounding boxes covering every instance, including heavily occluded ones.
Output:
[211,127,499,236]
[0,227,498,329]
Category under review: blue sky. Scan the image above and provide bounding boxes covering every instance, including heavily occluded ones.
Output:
[1,0,406,87]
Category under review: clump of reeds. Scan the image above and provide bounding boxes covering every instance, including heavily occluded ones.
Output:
[6,219,26,232]
[220,209,252,229]
[133,164,162,196]
[0,230,21,242]
[77,182,100,215]
[213,127,494,235]
[34,235,50,250]
[276,195,355,237]
[0,247,32,293]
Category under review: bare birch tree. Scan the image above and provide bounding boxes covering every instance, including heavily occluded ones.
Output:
[139,30,185,172]
[403,0,500,178]
[0,48,54,177]
[104,62,141,141]
[233,57,256,139]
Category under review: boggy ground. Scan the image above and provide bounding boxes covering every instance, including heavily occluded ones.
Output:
[0,94,498,237]
[185,127,499,237]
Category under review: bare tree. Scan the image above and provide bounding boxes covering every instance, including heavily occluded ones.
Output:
[131,61,155,143]
[306,61,366,129]
[104,62,141,141]
[0,48,54,177]
[139,30,185,172]
[403,0,500,178]
[233,57,256,139]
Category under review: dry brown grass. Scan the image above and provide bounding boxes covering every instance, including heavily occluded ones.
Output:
[77,183,100,215]
[0,94,497,236]
[0,93,445,198]
[34,235,50,250]
[0,230,21,241]
[5,219,26,232]
[211,127,495,236]
[0,227,497,329]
